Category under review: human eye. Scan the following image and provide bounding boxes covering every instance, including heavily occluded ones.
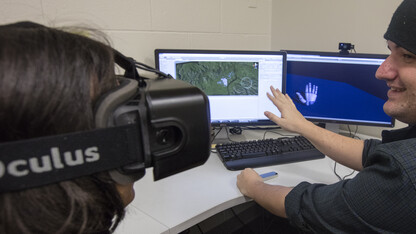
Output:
[402,53,416,63]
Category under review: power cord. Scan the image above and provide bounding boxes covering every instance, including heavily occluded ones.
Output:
[210,127,224,144]
[347,125,359,138]
[333,162,356,181]
[262,130,297,140]
[333,124,359,181]
[210,127,224,153]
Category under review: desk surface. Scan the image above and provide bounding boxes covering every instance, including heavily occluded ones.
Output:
[115,129,360,234]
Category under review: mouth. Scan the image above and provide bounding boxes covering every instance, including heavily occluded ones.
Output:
[387,85,405,98]
[389,86,405,92]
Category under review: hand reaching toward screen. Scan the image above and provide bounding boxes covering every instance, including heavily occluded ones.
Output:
[296,83,318,106]
[264,86,313,134]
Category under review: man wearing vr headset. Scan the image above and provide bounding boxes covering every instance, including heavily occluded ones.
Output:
[0,23,134,233]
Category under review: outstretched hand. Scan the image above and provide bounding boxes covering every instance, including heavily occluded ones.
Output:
[264,86,310,134]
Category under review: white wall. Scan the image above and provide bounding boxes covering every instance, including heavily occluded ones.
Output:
[272,0,402,54]
[271,0,405,137]
[0,0,272,68]
[0,0,406,136]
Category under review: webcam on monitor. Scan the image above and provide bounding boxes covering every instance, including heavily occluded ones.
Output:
[339,42,355,54]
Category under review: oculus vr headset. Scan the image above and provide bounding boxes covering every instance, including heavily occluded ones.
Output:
[0,22,211,193]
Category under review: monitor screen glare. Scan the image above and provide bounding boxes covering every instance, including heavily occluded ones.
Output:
[285,51,394,127]
[155,49,287,126]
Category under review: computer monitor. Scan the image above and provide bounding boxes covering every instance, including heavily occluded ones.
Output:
[155,49,287,127]
[283,50,395,131]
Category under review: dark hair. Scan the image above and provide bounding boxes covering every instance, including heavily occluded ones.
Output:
[0,24,124,233]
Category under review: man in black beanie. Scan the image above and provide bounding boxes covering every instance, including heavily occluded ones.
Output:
[380,0,416,124]
[237,0,416,233]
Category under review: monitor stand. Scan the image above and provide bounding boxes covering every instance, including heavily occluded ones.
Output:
[211,127,246,145]
[324,123,340,133]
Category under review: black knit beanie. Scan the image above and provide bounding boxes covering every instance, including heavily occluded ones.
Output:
[384,0,416,55]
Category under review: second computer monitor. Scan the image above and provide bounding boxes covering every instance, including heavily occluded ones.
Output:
[155,49,287,127]
[284,50,394,128]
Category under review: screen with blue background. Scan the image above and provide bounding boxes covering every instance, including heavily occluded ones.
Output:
[285,51,394,127]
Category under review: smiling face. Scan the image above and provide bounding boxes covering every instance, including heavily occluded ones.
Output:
[375,41,416,124]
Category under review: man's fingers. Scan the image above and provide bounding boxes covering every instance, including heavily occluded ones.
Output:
[264,111,281,124]
[286,94,297,107]
[270,85,284,98]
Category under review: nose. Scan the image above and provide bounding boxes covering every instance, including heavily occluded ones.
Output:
[375,55,397,81]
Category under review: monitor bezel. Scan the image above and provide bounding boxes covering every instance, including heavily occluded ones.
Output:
[155,49,287,127]
[282,50,395,128]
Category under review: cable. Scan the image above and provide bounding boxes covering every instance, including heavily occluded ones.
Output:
[210,127,223,144]
[333,124,359,180]
[334,161,356,181]
[134,61,173,79]
[333,162,343,181]
[347,125,359,138]
[209,128,224,153]
[242,126,281,131]
[262,130,297,140]
[342,169,356,180]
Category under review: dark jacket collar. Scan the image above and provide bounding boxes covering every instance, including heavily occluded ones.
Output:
[382,125,416,143]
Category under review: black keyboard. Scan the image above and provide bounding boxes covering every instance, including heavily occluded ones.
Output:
[215,136,325,170]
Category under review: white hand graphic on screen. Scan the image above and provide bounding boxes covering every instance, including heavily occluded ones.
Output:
[296,83,318,106]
